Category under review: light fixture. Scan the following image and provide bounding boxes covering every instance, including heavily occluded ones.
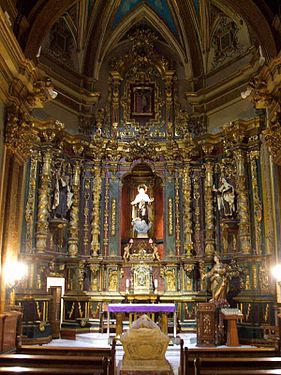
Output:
[271,264,281,304]
[271,264,281,282]
[4,260,28,306]
[241,87,252,99]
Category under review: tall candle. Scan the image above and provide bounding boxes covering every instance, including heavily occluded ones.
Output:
[154,279,158,288]
[126,279,129,288]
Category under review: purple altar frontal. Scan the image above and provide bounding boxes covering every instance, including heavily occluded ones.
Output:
[107,303,177,338]
[108,303,176,313]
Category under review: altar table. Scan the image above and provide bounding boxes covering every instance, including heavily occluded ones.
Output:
[107,303,177,338]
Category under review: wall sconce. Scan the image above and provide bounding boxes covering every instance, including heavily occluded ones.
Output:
[271,264,281,304]
[4,260,28,306]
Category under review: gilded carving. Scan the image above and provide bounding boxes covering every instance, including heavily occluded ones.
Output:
[111,198,116,237]
[78,261,85,291]
[68,161,81,257]
[175,176,181,255]
[184,264,194,291]
[89,264,99,291]
[193,173,201,254]
[25,153,39,253]
[91,165,102,257]
[83,178,91,252]
[108,270,118,292]
[182,165,193,257]
[103,175,109,253]
[204,161,215,256]
[234,149,251,254]
[168,198,173,236]
[249,150,262,255]
[36,150,52,253]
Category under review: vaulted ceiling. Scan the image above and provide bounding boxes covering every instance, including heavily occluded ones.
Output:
[12,0,280,83]
[3,0,280,134]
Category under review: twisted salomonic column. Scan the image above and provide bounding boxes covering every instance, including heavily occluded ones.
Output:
[91,164,102,257]
[68,161,81,257]
[249,150,262,255]
[204,161,215,256]
[36,149,52,253]
[25,152,39,253]
[182,164,193,257]
[234,149,251,254]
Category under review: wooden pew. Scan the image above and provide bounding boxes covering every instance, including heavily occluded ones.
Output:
[0,367,104,374]
[18,339,116,375]
[194,357,281,375]
[0,353,108,374]
[180,346,279,375]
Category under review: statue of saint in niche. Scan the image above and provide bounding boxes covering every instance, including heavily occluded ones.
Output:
[52,165,73,219]
[213,177,235,217]
[131,184,154,237]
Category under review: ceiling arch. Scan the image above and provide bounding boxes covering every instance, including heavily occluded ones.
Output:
[24,0,77,59]
[216,0,277,58]
[85,3,191,80]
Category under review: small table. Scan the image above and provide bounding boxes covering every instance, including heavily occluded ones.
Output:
[107,303,177,338]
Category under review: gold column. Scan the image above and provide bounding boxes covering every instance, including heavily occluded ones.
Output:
[83,177,90,253]
[175,175,181,256]
[25,152,39,253]
[91,164,102,257]
[103,174,109,256]
[68,161,81,257]
[234,150,251,254]
[204,161,215,256]
[249,150,262,255]
[36,149,52,253]
[182,164,193,257]
[260,138,274,255]
[193,171,201,254]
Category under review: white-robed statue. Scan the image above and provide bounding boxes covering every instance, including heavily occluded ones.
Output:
[131,184,154,237]
[213,177,235,217]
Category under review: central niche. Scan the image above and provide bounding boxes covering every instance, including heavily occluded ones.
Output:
[121,163,163,242]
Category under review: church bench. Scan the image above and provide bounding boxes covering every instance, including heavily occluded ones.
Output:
[180,344,277,375]
[0,367,103,374]
[193,357,281,375]
[18,341,116,375]
[0,354,109,374]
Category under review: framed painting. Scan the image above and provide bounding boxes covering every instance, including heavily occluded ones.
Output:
[131,85,154,116]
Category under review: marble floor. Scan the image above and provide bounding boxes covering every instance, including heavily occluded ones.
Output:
[43,332,197,374]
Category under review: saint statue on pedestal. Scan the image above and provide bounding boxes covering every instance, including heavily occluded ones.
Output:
[131,184,154,237]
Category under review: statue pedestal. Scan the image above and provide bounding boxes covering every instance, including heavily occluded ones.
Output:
[196,303,225,346]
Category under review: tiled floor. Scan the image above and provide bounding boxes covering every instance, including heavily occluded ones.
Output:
[43,332,197,374]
